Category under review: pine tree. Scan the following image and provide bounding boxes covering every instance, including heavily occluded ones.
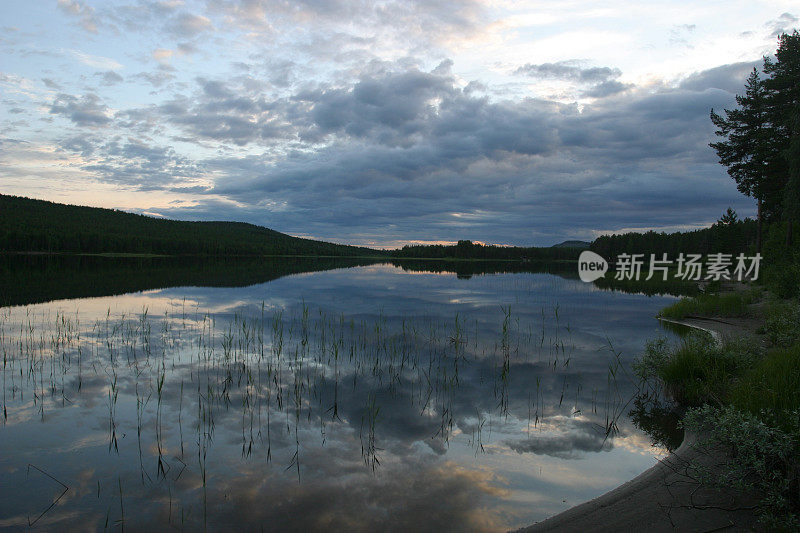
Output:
[710,68,772,251]
[763,31,800,246]
[717,207,739,226]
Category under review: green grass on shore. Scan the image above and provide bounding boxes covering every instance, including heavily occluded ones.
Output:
[731,343,800,423]
[635,293,800,528]
[658,288,761,319]
[642,295,798,419]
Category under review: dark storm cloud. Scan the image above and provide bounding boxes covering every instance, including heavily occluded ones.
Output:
[299,68,458,145]
[59,60,754,245]
[49,93,110,126]
[514,61,622,83]
[202,64,733,197]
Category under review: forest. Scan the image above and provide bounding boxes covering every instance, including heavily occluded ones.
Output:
[591,209,759,258]
[0,194,382,257]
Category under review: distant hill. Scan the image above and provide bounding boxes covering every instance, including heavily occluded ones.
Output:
[0,194,383,257]
[552,240,591,249]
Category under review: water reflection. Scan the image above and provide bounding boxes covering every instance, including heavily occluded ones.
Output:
[0,254,696,309]
[0,263,679,531]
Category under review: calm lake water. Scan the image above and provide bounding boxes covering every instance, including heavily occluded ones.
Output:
[0,258,681,531]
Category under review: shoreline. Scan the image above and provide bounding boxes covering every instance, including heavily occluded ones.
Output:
[516,316,761,532]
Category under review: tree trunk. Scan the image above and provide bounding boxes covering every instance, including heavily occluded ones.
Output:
[757,197,762,253]
[787,217,794,248]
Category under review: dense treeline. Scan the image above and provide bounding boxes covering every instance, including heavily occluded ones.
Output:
[390,239,582,261]
[0,194,383,257]
[591,211,759,259]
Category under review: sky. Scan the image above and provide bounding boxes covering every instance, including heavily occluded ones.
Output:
[1,1,798,248]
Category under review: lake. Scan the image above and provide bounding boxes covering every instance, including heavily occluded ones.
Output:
[0,257,683,531]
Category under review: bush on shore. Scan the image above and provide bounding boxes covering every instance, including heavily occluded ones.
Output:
[634,294,800,528]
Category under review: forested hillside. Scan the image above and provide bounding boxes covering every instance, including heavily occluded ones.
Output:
[0,194,383,257]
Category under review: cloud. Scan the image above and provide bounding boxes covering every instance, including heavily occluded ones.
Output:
[57,0,99,33]
[60,135,206,189]
[169,12,213,38]
[50,93,111,126]
[153,48,174,62]
[184,459,509,531]
[95,70,124,85]
[514,61,622,83]
[50,59,751,245]
[206,0,487,51]
[133,70,174,88]
[515,60,630,101]
[766,12,798,37]
[68,49,123,70]
[41,78,61,90]
[581,80,632,98]
[59,134,98,157]
[678,61,760,94]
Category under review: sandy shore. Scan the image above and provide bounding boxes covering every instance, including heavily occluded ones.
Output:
[515,316,762,532]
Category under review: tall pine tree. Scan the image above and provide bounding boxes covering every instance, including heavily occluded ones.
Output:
[763,31,800,246]
[710,68,772,251]
[710,31,800,251]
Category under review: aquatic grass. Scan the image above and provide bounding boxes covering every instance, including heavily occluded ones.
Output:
[26,464,69,527]
[0,295,634,529]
